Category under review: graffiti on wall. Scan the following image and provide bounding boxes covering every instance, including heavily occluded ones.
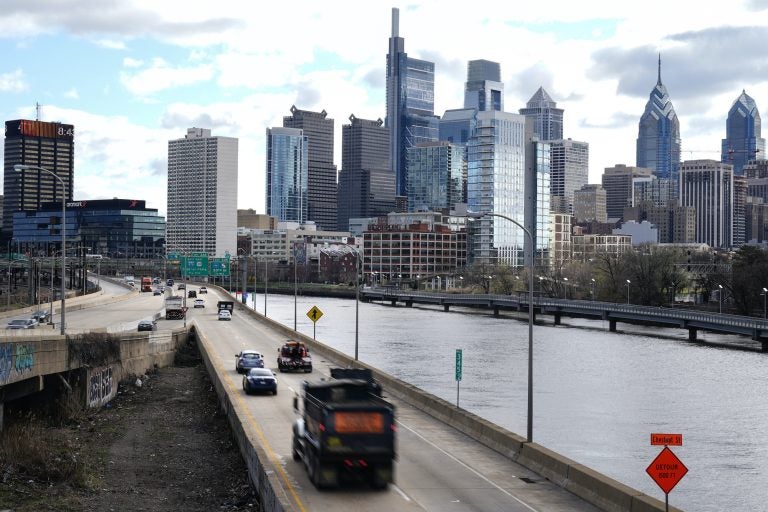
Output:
[0,342,35,384]
[87,366,115,408]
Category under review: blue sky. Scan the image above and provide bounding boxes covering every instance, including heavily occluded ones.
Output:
[2,0,767,218]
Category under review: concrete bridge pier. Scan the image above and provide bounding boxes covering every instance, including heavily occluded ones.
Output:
[553,313,561,326]
[405,300,413,308]
[389,298,397,306]
[493,306,500,316]
[609,320,617,332]
[688,327,697,341]
[443,304,450,312]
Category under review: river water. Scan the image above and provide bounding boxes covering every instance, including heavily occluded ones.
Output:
[243,291,767,512]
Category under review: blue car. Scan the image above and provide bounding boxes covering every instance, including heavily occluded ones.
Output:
[235,350,264,374]
[242,368,277,395]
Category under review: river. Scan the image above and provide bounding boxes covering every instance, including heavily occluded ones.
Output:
[242,291,767,512]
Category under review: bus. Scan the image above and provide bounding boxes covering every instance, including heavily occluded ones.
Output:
[141,276,153,292]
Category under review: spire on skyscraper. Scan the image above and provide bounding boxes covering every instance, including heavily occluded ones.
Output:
[657,53,662,86]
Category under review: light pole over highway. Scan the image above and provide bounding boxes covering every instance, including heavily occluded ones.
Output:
[763,287,767,319]
[467,211,534,443]
[718,284,724,314]
[14,164,66,335]
[591,278,596,301]
[626,279,631,304]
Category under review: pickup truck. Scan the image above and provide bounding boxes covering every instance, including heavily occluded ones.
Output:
[277,341,312,373]
[292,378,396,489]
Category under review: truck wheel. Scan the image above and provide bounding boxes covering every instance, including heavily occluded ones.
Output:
[291,437,301,462]
[370,462,392,490]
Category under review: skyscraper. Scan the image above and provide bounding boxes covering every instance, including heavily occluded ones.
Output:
[167,127,238,257]
[721,90,765,175]
[282,106,338,230]
[601,164,653,220]
[519,87,563,141]
[679,160,734,249]
[548,139,589,214]
[266,127,308,224]
[464,60,503,112]
[3,119,74,240]
[386,7,439,198]
[337,115,394,231]
[636,56,681,183]
[406,141,465,212]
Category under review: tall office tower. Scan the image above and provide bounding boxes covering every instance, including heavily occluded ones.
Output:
[167,128,238,257]
[266,127,308,224]
[636,55,681,183]
[733,175,746,247]
[601,164,654,220]
[519,87,563,141]
[679,160,734,248]
[406,141,465,212]
[745,160,768,203]
[548,139,589,214]
[467,112,550,267]
[632,176,677,208]
[282,106,338,230]
[464,59,503,112]
[721,90,765,175]
[386,7,440,197]
[337,116,394,231]
[573,184,607,223]
[3,119,74,240]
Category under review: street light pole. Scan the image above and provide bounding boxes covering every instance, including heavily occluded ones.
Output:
[591,278,596,301]
[468,211,534,443]
[15,164,66,335]
[355,249,361,361]
[626,279,631,304]
[763,287,767,319]
[718,284,723,314]
[562,277,568,299]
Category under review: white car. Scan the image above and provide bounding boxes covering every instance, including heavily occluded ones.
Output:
[218,310,232,321]
[194,299,205,308]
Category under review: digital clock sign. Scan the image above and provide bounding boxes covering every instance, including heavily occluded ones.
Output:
[5,120,74,140]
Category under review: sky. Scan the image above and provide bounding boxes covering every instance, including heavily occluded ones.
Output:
[2,0,768,219]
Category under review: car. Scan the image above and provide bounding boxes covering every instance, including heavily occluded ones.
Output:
[153,289,163,296]
[199,286,208,294]
[6,318,37,330]
[193,298,205,308]
[178,283,186,290]
[277,341,312,373]
[188,290,197,298]
[153,277,161,284]
[242,368,277,395]
[166,279,174,287]
[31,310,50,322]
[137,320,156,332]
[218,310,232,321]
[235,350,264,373]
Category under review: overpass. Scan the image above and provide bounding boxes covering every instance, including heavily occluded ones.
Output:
[0,282,683,512]
[361,288,768,351]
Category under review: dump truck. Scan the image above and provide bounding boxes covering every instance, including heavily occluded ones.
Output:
[165,296,184,320]
[217,300,234,312]
[292,378,396,489]
[329,367,382,396]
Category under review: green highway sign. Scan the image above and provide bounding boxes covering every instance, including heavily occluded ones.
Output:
[182,255,209,277]
[455,349,463,381]
[210,258,230,277]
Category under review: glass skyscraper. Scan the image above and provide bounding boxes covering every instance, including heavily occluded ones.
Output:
[386,7,439,198]
[636,56,681,183]
[406,141,465,212]
[721,90,765,176]
[519,87,563,141]
[464,60,503,112]
[266,127,308,224]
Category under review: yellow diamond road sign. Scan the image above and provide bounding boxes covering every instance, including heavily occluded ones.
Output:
[306,306,323,323]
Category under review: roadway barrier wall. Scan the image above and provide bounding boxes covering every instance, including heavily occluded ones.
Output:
[219,289,681,512]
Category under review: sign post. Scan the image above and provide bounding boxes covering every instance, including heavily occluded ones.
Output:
[455,349,462,408]
[306,305,323,340]
[646,433,687,512]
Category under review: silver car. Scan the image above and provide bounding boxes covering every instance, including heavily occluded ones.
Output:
[6,318,37,329]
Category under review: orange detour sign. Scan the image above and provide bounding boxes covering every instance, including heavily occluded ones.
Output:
[651,433,682,446]
[646,446,688,494]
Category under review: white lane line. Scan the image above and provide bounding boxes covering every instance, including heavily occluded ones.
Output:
[390,483,412,502]
[396,419,540,512]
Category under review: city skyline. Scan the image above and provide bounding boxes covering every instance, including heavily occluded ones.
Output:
[1,1,767,217]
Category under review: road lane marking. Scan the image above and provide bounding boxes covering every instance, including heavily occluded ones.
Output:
[205,336,308,512]
[396,419,540,512]
[390,483,412,502]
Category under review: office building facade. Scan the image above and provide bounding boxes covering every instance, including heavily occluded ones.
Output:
[167,127,238,257]
[282,106,338,230]
[602,164,654,220]
[573,184,608,223]
[721,90,765,175]
[464,59,503,112]
[3,119,74,240]
[636,56,681,183]
[679,160,734,249]
[519,87,563,141]
[337,116,394,231]
[386,7,439,197]
[548,139,589,214]
[406,141,465,212]
[266,127,308,225]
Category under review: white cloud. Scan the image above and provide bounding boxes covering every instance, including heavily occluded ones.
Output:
[63,88,79,99]
[0,69,27,92]
[95,38,126,50]
[122,57,143,68]
[120,58,215,96]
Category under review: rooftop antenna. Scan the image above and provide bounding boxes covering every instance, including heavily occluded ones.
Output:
[35,102,41,121]
[657,53,662,85]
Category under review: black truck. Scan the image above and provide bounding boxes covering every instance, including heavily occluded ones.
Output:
[329,367,382,396]
[292,378,396,489]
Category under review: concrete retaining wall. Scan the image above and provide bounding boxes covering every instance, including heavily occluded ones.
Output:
[217,289,681,512]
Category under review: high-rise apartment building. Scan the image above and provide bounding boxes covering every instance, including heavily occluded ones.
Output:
[406,141,465,212]
[464,60,503,112]
[266,127,308,224]
[573,184,607,223]
[519,87,563,141]
[3,119,74,240]
[601,164,654,220]
[636,56,681,183]
[282,106,338,230]
[548,139,589,214]
[679,160,734,249]
[386,7,439,197]
[167,128,237,257]
[632,176,677,208]
[337,116,394,231]
[721,90,765,175]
